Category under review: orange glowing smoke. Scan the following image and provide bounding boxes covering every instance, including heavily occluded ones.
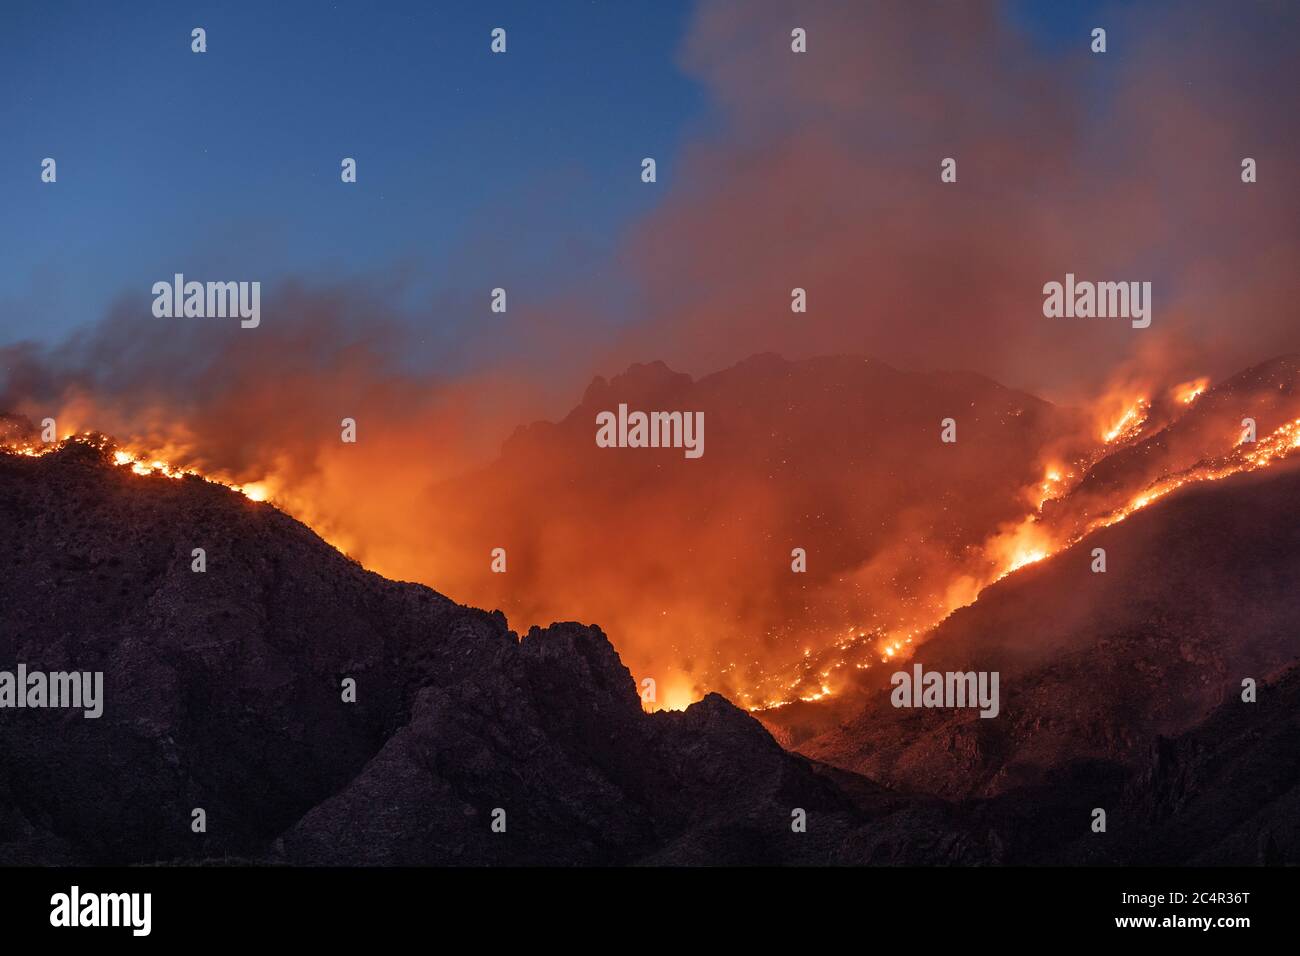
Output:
[1171,377,1210,405]
[643,675,700,713]
[5,370,1300,719]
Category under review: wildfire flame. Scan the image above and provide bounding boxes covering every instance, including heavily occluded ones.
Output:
[1083,415,1300,536]
[1033,462,1073,508]
[1101,396,1150,443]
[1171,377,1210,405]
[6,432,274,503]
[5,369,1298,718]
[734,384,1300,711]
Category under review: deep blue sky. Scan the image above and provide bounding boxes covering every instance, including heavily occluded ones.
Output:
[0,0,1087,348]
[0,0,708,344]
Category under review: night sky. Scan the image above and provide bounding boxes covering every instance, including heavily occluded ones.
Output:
[2,1,1123,357]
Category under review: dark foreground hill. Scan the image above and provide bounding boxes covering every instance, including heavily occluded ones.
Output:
[0,441,1295,865]
[0,441,980,865]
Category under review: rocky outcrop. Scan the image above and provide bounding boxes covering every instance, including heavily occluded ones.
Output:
[1,440,1295,866]
[0,442,991,865]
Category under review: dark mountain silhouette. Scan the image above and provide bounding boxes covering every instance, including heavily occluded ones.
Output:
[0,441,994,865]
[2,353,1298,865]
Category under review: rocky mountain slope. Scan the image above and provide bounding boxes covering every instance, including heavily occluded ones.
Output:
[1,436,1295,865]
[0,441,991,865]
[801,457,1300,806]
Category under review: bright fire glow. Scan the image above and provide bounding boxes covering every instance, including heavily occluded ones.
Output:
[3,433,273,502]
[1034,462,1072,509]
[645,676,699,713]
[237,481,271,502]
[6,383,1300,720]
[1102,397,1150,443]
[1171,377,1210,405]
[738,405,1300,711]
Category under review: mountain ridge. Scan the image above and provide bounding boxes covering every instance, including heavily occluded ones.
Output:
[3,352,1299,865]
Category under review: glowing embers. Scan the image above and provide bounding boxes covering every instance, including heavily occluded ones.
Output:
[1084,416,1300,536]
[1101,396,1150,444]
[986,515,1054,581]
[109,447,275,502]
[114,449,186,479]
[1003,545,1049,575]
[1,434,272,503]
[737,625,921,712]
[1171,377,1210,406]
[739,409,1300,715]
[1034,462,1075,509]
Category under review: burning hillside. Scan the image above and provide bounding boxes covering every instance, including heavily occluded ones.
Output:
[800,446,1300,799]
[2,431,274,503]
[4,353,1300,720]
[745,355,1300,713]
[4,436,1293,866]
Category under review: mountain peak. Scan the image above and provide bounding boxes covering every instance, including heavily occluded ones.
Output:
[579,360,694,409]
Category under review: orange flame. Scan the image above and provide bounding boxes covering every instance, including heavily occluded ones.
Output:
[6,383,1300,718]
[7,433,273,503]
[1101,396,1150,443]
[1171,377,1210,405]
